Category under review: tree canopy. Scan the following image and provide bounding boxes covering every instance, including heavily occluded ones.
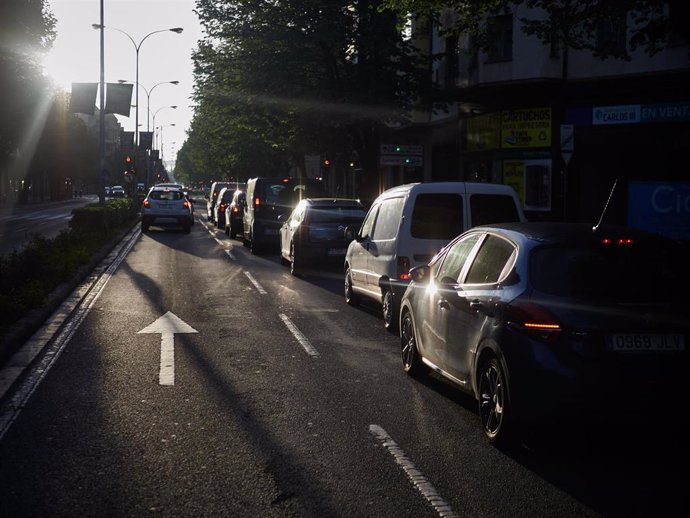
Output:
[180,0,431,195]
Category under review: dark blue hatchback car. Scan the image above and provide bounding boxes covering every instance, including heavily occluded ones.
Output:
[399,222,690,444]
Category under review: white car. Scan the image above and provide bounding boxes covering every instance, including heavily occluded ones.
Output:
[141,186,193,233]
[344,182,526,331]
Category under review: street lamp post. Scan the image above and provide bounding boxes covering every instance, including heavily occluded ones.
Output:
[152,106,177,148]
[91,24,182,159]
[119,80,180,133]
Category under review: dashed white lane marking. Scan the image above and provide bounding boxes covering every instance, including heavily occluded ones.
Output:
[279,314,319,357]
[225,250,237,261]
[243,271,267,294]
[214,237,224,246]
[369,424,458,518]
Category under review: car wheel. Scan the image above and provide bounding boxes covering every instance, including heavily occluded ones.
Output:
[229,224,236,239]
[290,242,300,276]
[478,355,511,445]
[344,267,359,306]
[401,310,427,378]
[382,286,398,333]
[225,224,230,236]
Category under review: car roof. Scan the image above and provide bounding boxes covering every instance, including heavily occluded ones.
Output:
[377,181,518,199]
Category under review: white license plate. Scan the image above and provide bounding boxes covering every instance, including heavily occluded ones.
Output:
[264,228,279,235]
[607,333,685,352]
[327,248,346,256]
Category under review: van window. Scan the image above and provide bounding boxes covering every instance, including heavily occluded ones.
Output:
[411,193,463,239]
[372,198,404,240]
[470,194,520,226]
[359,204,379,239]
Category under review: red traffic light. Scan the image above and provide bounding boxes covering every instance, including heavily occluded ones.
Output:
[125,155,133,163]
[323,159,331,166]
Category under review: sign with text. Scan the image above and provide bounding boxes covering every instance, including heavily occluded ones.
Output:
[501,108,551,149]
[467,113,501,151]
[628,181,690,241]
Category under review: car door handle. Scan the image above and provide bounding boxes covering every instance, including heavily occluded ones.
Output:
[437,299,450,310]
[469,299,483,311]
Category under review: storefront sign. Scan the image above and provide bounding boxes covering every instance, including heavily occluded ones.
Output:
[467,113,501,151]
[628,181,690,241]
[640,103,690,123]
[501,108,551,148]
[592,105,641,125]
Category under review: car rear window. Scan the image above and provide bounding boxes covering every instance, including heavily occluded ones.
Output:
[308,206,366,224]
[262,179,325,205]
[411,193,463,240]
[150,190,184,201]
[530,241,689,302]
[469,194,520,226]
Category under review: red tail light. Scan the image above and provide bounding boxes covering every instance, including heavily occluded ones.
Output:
[601,237,635,245]
[232,206,239,213]
[183,200,190,209]
[397,256,411,281]
[507,301,561,343]
[254,196,261,207]
[143,199,150,208]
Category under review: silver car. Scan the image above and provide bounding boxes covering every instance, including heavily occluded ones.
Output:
[141,186,193,233]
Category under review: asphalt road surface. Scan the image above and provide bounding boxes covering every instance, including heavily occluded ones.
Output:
[0,213,687,517]
[0,195,97,256]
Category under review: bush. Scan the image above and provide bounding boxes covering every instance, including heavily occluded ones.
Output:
[0,198,139,337]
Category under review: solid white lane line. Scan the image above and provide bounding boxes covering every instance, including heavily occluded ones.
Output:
[243,271,267,294]
[225,250,236,261]
[369,424,458,518]
[279,313,319,357]
[214,237,224,246]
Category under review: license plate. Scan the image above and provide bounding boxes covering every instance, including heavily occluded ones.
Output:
[607,333,685,352]
[264,228,279,235]
[327,248,346,256]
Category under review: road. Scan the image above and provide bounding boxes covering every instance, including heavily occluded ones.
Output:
[0,212,687,517]
[0,195,98,256]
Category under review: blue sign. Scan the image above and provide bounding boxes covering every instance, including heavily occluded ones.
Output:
[628,182,690,241]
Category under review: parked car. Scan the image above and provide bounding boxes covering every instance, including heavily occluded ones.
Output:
[104,186,112,197]
[111,185,125,198]
[242,177,326,254]
[141,186,194,233]
[344,182,526,331]
[224,189,246,238]
[399,222,690,445]
[213,187,234,229]
[206,181,230,223]
[279,198,367,276]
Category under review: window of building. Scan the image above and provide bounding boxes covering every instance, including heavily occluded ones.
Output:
[485,14,513,62]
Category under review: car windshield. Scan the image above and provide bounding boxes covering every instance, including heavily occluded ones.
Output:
[530,240,690,303]
[308,206,366,224]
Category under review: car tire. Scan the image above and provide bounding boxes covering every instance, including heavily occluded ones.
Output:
[401,310,427,378]
[290,242,300,276]
[229,223,236,239]
[478,355,511,445]
[225,224,230,236]
[382,286,398,333]
[344,267,359,306]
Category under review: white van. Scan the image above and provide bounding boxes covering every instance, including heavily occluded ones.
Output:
[344,182,526,331]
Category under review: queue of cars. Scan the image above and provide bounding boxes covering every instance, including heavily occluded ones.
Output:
[198,177,690,445]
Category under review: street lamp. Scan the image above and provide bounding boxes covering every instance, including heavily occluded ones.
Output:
[91,24,183,151]
[118,79,179,132]
[152,106,177,147]
[157,123,176,160]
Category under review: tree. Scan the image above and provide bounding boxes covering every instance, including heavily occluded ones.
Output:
[188,0,432,198]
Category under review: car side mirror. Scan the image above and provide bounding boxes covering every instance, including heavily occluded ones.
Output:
[344,226,356,242]
[409,265,430,284]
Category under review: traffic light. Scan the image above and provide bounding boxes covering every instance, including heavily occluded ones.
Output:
[322,158,331,176]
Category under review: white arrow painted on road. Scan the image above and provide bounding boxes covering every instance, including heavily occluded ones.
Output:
[137,311,198,386]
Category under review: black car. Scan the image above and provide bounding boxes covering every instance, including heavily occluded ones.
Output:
[279,198,366,275]
[399,222,690,444]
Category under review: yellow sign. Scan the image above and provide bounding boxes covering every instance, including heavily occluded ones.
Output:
[467,113,501,151]
[501,108,552,148]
